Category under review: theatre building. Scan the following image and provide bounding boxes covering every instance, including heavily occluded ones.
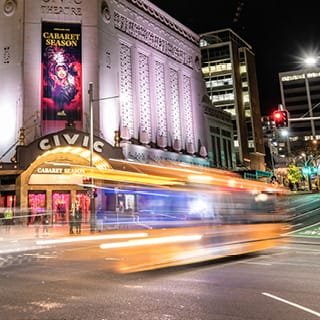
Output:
[0,0,211,222]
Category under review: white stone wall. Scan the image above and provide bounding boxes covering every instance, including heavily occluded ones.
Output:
[98,0,205,150]
[0,0,206,160]
[0,0,23,161]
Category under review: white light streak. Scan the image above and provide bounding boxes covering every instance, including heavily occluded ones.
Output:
[36,232,148,245]
[100,234,203,249]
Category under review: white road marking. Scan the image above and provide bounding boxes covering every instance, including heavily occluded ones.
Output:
[240,261,272,265]
[262,292,320,317]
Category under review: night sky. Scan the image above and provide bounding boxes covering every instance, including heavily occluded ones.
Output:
[148,1,320,115]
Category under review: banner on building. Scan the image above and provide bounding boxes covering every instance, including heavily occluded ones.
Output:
[41,22,82,130]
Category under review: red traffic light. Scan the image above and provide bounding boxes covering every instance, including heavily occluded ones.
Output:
[273,111,283,121]
[272,110,288,127]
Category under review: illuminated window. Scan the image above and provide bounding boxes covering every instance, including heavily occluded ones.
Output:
[240,65,247,74]
[242,80,248,88]
[243,92,249,103]
[205,77,233,88]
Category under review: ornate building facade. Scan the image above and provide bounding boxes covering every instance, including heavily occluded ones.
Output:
[0,0,211,218]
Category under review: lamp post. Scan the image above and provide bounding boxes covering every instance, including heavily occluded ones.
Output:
[88,82,95,232]
[88,82,119,232]
[270,140,275,175]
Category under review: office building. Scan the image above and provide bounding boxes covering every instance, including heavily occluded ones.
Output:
[199,29,265,171]
[279,68,320,157]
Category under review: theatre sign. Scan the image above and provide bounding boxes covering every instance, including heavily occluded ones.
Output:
[38,132,105,153]
[16,128,125,170]
[29,164,85,185]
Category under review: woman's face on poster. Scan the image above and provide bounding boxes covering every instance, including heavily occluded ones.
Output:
[56,65,67,79]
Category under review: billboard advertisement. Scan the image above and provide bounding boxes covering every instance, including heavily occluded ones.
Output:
[41,22,82,132]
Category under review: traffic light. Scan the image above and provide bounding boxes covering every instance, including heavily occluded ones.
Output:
[272,110,288,128]
[302,166,310,175]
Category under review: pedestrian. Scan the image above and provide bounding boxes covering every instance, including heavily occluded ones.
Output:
[0,210,3,228]
[96,207,104,232]
[27,208,32,226]
[4,207,13,232]
[69,205,75,234]
[34,212,41,237]
[42,214,50,235]
[74,203,82,234]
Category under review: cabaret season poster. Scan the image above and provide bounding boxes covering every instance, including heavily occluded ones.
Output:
[41,22,82,123]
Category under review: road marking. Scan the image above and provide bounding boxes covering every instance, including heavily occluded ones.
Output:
[123,285,143,289]
[240,261,272,265]
[278,246,320,253]
[262,292,320,317]
[291,223,302,227]
[286,221,320,235]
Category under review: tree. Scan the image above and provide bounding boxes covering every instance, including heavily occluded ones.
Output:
[287,163,302,190]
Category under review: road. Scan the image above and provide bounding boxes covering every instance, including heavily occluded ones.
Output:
[287,193,320,235]
[0,192,319,320]
[0,236,319,320]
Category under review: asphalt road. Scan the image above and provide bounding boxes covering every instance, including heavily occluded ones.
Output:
[1,192,319,320]
[0,237,319,320]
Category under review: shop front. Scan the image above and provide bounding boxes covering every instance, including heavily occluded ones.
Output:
[1,127,125,225]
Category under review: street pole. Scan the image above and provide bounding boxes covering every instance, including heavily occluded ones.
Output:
[88,83,119,232]
[88,82,95,232]
[268,139,275,175]
[308,170,312,192]
[304,159,313,192]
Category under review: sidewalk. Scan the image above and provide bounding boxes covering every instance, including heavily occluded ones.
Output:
[0,223,93,255]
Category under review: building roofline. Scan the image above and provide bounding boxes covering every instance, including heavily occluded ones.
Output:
[279,68,320,77]
[127,0,200,45]
[200,28,252,50]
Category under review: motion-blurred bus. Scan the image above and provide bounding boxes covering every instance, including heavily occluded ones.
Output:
[73,159,291,273]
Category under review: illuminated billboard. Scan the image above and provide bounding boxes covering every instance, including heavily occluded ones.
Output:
[41,22,82,131]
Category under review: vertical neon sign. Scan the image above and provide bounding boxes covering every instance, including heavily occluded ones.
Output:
[41,22,82,134]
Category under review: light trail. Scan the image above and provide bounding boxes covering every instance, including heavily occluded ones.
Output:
[100,234,203,249]
[36,232,148,245]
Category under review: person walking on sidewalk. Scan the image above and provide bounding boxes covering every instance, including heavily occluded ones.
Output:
[4,207,13,232]
[74,203,82,234]
[96,207,104,232]
[42,214,50,235]
[69,206,75,235]
[34,212,42,237]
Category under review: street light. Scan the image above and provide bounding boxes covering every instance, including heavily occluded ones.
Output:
[304,56,318,66]
[88,82,119,232]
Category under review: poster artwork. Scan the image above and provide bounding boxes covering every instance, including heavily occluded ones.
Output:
[41,22,82,121]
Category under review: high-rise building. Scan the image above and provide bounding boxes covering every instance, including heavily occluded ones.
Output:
[279,68,320,157]
[199,29,265,171]
[0,0,211,215]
